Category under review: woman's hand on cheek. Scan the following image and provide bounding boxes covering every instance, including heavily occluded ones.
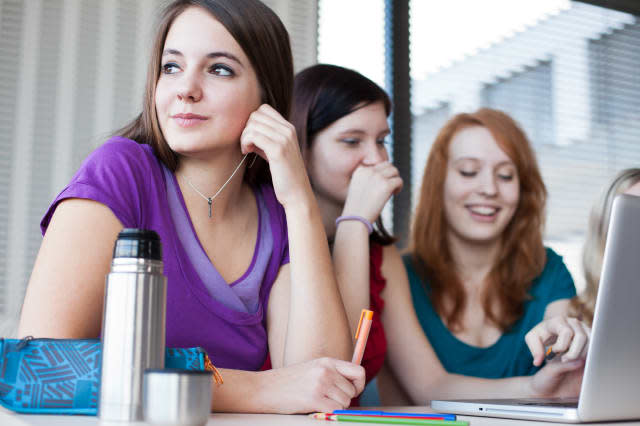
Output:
[240,104,312,209]
[261,358,365,414]
[342,162,403,223]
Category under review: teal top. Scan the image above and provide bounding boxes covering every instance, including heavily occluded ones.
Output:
[404,248,576,378]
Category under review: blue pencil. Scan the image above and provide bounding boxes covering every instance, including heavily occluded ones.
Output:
[333,410,456,421]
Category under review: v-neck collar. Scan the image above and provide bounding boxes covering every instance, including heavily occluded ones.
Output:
[163,164,271,316]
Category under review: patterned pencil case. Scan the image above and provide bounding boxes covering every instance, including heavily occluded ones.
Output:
[0,337,217,415]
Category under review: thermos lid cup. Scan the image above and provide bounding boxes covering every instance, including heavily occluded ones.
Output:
[113,228,162,260]
[143,369,213,425]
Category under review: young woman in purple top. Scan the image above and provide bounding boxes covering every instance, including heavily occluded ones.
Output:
[17,0,364,414]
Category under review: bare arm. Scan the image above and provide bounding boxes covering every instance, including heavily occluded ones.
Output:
[18,199,123,338]
[333,163,403,334]
[283,201,352,362]
[242,104,352,363]
[380,245,557,404]
[332,221,370,335]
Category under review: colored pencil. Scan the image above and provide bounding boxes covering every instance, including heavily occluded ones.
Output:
[333,410,456,421]
[310,413,468,426]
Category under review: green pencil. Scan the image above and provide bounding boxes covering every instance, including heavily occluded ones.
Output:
[328,414,468,426]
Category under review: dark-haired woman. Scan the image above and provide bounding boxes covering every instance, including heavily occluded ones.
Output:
[290,64,402,403]
[18,0,363,414]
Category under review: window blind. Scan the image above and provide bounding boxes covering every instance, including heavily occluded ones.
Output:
[262,0,317,71]
[0,0,24,321]
[0,0,318,335]
[411,1,640,289]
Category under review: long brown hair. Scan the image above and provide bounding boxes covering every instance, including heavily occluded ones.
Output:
[291,64,394,245]
[409,108,547,331]
[117,0,293,185]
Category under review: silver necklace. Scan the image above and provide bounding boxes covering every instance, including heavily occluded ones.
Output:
[185,153,253,218]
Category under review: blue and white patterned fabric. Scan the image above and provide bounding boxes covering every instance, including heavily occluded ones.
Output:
[0,337,208,415]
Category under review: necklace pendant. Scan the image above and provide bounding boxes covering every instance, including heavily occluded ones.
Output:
[185,154,249,220]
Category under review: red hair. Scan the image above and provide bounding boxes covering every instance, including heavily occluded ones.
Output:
[409,108,547,331]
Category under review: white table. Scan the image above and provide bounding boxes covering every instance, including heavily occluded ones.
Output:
[2,406,640,425]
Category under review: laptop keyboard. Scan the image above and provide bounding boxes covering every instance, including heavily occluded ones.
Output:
[517,400,578,408]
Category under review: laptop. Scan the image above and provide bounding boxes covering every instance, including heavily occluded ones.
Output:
[431,194,640,423]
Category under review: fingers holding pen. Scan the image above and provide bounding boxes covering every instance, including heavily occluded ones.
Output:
[334,359,366,396]
[525,321,555,366]
[526,316,590,367]
[549,317,575,355]
[262,357,365,413]
[309,358,365,409]
[561,319,590,362]
[545,317,589,362]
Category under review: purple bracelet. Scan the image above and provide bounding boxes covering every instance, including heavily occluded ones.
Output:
[335,215,373,234]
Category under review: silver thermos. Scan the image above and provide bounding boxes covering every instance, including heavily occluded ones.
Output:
[99,228,167,422]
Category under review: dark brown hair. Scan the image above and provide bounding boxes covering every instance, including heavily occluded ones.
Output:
[291,64,394,245]
[410,108,547,331]
[117,0,293,185]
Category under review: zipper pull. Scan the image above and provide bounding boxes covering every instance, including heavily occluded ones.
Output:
[16,335,34,350]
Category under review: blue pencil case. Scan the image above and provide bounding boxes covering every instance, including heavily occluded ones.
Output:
[0,337,213,415]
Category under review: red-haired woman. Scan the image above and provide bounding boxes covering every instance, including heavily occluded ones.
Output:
[378,108,590,404]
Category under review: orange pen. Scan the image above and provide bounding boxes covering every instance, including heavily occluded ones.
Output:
[545,346,565,361]
[351,309,374,364]
[545,346,555,360]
